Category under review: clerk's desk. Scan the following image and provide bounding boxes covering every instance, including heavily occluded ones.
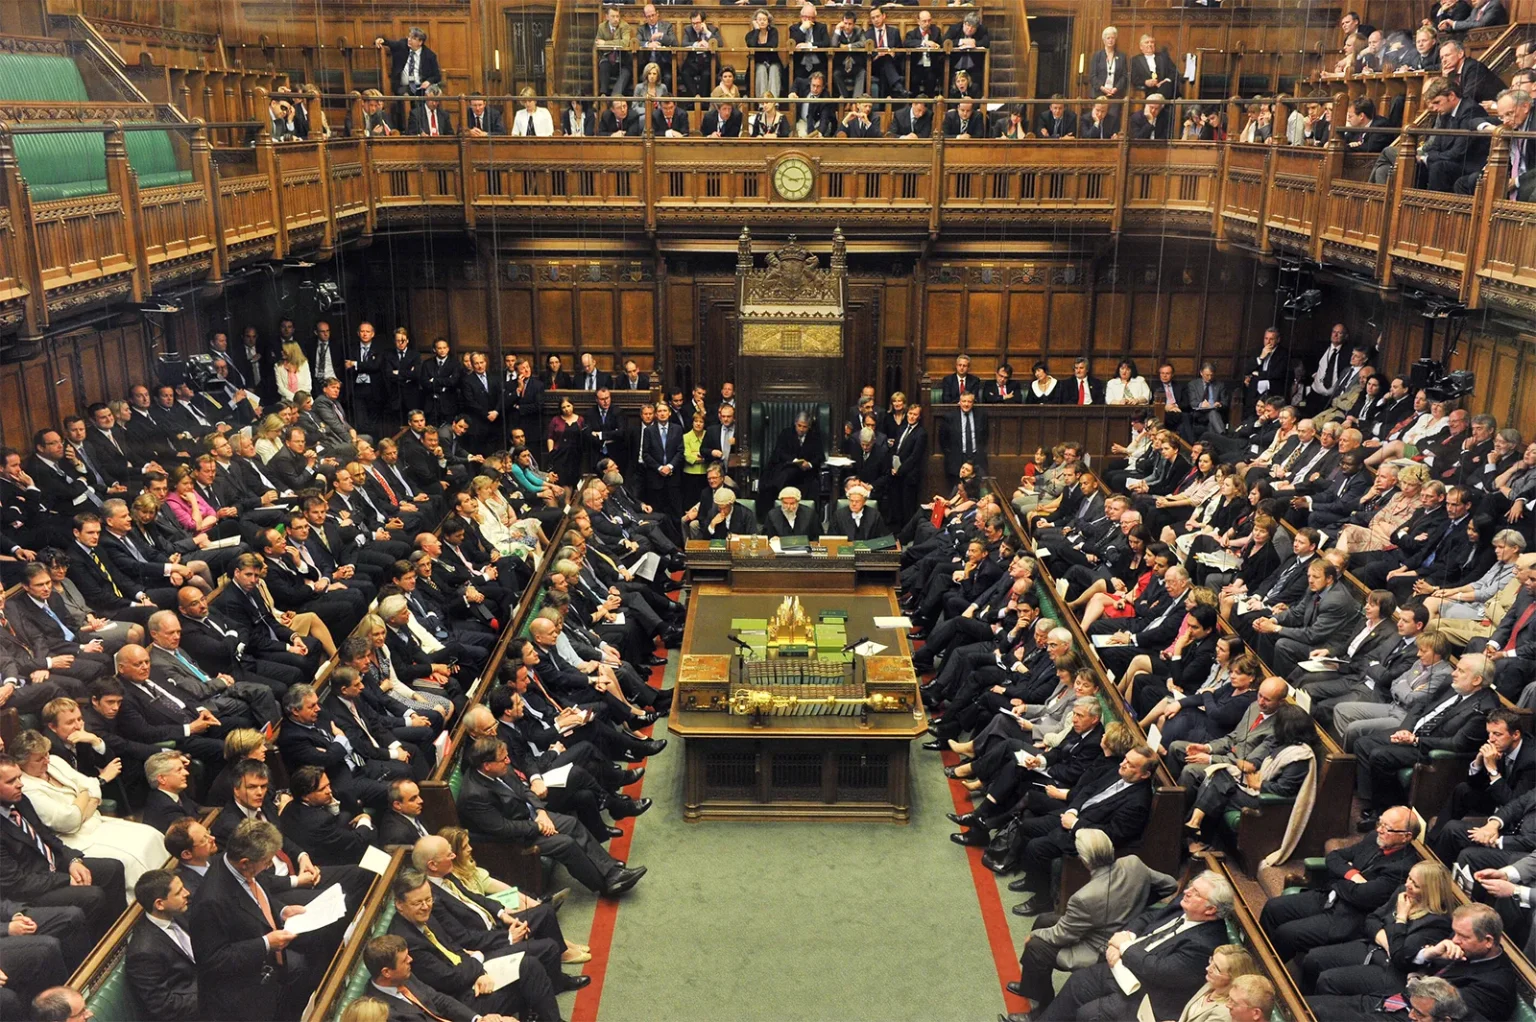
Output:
[682,535,901,592]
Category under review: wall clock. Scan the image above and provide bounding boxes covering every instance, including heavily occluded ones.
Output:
[773,156,815,201]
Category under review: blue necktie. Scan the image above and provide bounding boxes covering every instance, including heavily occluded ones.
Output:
[38,601,74,643]
[174,648,211,684]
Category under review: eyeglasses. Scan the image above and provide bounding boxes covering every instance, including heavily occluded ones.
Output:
[1375,821,1413,835]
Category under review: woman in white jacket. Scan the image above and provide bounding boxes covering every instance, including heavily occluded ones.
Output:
[13,729,164,899]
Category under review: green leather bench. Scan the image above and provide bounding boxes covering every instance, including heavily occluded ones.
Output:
[84,943,142,1022]
[748,401,832,474]
[327,900,398,1022]
[0,53,90,102]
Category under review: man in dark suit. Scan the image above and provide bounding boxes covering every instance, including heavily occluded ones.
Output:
[830,486,890,542]
[0,896,91,1020]
[112,642,229,770]
[1035,95,1077,138]
[1342,96,1394,153]
[847,428,893,506]
[585,389,625,468]
[888,97,933,138]
[142,749,203,833]
[277,766,375,867]
[325,665,434,783]
[1032,869,1232,1022]
[942,101,989,138]
[888,405,928,530]
[940,392,988,489]
[277,683,397,813]
[456,737,645,896]
[903,8,944,98]
[616,360,650,393]
[1260,803,1424,961]
[420,338,461,426]
[640,403,685,516]
[1355,654,1501,818]
[1130,95,1174,139]
[1079,100,1120,139]
[463,96,505,136]
[1421,79,1496,193]
[386,870,563,1020]
[376,779,432,847]
[0,753,126,939]
[1486,564,1536,700]
[575,352,613,392]
[188,819,314,1021]
[1441,708,1535,823]
[760,413,824,506]
[1130,34,1177,96]
[458,352,503,452]
[361,934,496,1022]
[939,354,983,403]
[163,816,215,899]
[376,28,441,97]
[125,869,200,1021]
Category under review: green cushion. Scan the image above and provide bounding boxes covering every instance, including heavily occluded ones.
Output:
[0,54,90,102]
[328,900,397,1022]
[448,761,463,800]
[84,951,140,1022]
[12,124,188,201]
[1515,997,1536,1022]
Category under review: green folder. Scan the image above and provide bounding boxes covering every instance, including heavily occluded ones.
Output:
[709,539,728,550]
[778,534,811,550]
[731,618,769,631]
[854,534,899,552]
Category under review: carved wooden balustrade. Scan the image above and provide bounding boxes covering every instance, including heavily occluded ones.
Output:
[2,92,1535,339]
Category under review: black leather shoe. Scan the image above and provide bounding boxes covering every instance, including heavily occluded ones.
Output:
[604,826,625,839]
[610,796,652,819]
[1014,894,1054,916]
[643,655,668,668]
[601,866,647,896]
[949,829,989,847]
[661,580,684,593]
[1007,877,1033,893]
[618,767,645,785]
[946,811,983,827]
[1010,902,1036,918]
[1005,982,1030,1000]
[642,738,668,755]
[981,853,1012,874]
[920,739,945,751]
[942,765,965,779]
[562,975,593,991]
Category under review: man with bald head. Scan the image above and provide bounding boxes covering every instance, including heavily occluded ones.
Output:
[1168,676,1290,794]
[1260,804,1420,962]
[147,608,280,727]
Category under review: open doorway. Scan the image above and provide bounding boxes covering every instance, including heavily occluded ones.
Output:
[1030,16,1073,98]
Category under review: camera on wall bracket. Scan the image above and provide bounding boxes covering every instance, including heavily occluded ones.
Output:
[1404,292,1474,403]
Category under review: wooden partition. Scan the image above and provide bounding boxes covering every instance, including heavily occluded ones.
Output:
[924,403,1147,495]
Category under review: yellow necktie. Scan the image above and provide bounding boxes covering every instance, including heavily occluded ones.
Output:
[442,879,494,928]
[422,926,461,966]
[91,551,123,598]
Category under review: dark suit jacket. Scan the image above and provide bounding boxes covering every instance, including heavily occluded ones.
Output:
[67,540,139,614]
[407,104,454,136]
[942,109,989,138]
[1119,907,1228,1020]
[143,789,203,833]
[377,810,431,848]
[1130,51,1177,95]
[1035,109,1078,138]
[187,857,300,1021]
[456,768,543,846]
[1130,108,1173,140]
[0,795,83,900]
[1066,771,1153,849]
[831,505,890,542]
[464,106,505,135]
[126,918,200,1020]
[381,39,442,92]
[387,908,502,1002]
[277,799,371,866]
[375,978,476,1022]
[1274,582,1361,649]
[1079,112,1120,139]
[1398,687,1500,756]
[940,407,989,475]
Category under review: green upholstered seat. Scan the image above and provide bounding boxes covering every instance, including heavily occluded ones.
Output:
[84,948,141,1022]
[0,53,90,102]
[327,901,398,1022]
[1515,997,1536,1022]
[1397,747,1460,790]
[1222,792,1292,834]
[447,760,464,799]
[748,401,832,470]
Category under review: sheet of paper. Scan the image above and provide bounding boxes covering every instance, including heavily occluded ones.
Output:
[433,730,451,761]
[1296,659,1334,673]
[359,845,393,874]
[872,616,912,630]
[1091,634,1120,648]
[609,612,626,626]
[1145,725,1162,754]
[852,640,888,657]
[283,882,348,934]
[1014,748,1032,767]
[541,763,574,788]
[824,456,854,467]
[1111,960,1143,997]
[631,551,662,582]
[489,888,521,909]
[1292,687,1313,714]
[482,952,526,991]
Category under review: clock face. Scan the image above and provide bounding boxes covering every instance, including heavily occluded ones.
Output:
[773,156,815,201]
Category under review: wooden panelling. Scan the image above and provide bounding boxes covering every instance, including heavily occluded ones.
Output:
[499,290,534,353]
[619,290,654,352]
[576,289,614,352]
[924,291,964,355]
[1048,291,1088,362]
[0,323,150,447]
[534,290,573,352]
[1008,291,1047,357]
[1093,290,1128,358]
[965,291,1004,355]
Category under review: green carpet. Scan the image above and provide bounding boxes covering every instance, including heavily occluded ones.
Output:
[547,664,1038,1021]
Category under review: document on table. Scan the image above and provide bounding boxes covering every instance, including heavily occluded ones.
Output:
[852,640,888,657]
[483,952,526,990]
[359,845,393,875]
[541,763,574,788]
[1145,725,1162,755]
[284,883,348,934]
[872,616,912,630]
[631,551,663,581]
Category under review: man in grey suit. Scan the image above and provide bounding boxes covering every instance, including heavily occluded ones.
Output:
[1251,559,1361,677]
[1180,362,1230,442]
[1026,870,1233,1022]
[1008,830,1179,1013]
[311,377,361,461]
[1167,676,1289,795]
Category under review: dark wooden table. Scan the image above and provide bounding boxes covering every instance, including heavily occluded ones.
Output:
[667,584,926,822]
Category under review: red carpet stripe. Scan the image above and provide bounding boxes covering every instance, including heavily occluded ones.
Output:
[939,747,1031,1016]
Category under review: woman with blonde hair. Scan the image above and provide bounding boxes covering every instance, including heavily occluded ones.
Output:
[302,83,333,139]
[746,9,782,98]
[12,729,165,897]
[1175,945,1262,1022]
[206,727,270,806]
[634,61,668,101]
[358,614,456,718]
[750,94,791,137]
[254,412,286,462]
[276,341,311,402]
[339,997,389,1022]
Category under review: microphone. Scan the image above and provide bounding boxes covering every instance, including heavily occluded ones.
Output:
[727,634,753,651]
[842,636,869,653]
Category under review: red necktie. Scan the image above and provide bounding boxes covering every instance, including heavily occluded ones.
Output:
[372,469,397,505]
[1079,381,1087,404]
[958,378,966,394]
[1248,712,1267,733]
[1508,602,1535,649]
[428,110,438,135]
